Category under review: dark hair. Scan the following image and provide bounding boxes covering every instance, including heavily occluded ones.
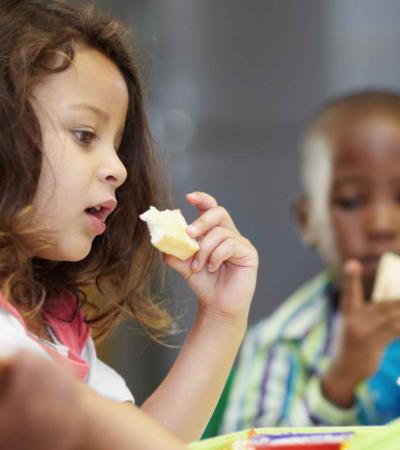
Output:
[0,0,172,339]
[306,89,400,135]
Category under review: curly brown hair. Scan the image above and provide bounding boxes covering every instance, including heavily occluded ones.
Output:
[0,0,172,339]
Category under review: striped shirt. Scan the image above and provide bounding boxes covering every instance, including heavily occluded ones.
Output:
[220,271,400,433]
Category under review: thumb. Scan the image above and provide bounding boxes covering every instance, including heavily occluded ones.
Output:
[163,253,193,280]
[341,259,364,314]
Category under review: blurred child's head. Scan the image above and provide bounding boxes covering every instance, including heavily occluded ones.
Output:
[0,0,171,337]
[297,90,400,296]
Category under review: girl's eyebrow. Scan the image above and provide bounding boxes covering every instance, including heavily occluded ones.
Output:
[68,103,126,139]
[69,103,109,121]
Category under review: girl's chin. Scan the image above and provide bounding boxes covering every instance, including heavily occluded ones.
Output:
[35,244,92,262]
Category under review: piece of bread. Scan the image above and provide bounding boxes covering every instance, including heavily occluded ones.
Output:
[371,252,400,302]
[139,206,199,261]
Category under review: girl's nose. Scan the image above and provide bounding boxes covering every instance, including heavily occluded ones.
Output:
[98,152,127,189]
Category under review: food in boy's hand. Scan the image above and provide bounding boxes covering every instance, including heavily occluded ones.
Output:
[139,206,199,260]
[371,252,400,302]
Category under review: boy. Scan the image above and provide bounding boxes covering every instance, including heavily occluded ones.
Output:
[218,90,400,432]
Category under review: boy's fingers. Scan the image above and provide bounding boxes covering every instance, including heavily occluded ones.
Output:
[341,259,364,314]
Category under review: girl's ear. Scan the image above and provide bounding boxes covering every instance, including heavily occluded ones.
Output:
[292,196,316,247]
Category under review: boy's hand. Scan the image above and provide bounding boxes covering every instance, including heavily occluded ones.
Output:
[322,259,400,407]
[0,351,83,450]
[164,192,258,326]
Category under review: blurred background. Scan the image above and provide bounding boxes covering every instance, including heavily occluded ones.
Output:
[93,0,400,405]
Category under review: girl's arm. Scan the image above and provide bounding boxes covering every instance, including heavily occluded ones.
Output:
[141,192,258,442]
[78,385,187,450]
[0,351,186,450]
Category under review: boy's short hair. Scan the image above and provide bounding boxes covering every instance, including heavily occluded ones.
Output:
[302,89,400,199]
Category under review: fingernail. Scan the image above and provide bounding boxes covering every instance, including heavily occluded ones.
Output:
[208,263,213,272]
[191,260,198,271]
[187,225,197,235]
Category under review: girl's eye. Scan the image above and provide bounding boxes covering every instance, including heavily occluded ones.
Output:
[73,130,96,145]
[333,196,364,211]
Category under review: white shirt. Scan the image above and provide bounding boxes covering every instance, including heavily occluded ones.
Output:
[0,306,134,403]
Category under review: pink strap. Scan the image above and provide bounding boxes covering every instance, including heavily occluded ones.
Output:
[0,292,90,381]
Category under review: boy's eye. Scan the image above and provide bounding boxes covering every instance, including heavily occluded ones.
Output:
[333,196,364,211]
[73,129,96,145]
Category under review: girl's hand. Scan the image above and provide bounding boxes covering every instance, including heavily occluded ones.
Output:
[164,192,258,325]
[147,192,257,440]
[322,259,400,407]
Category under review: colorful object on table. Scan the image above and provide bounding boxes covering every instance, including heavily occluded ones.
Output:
[189,420,400,450]
[229,430,353,450]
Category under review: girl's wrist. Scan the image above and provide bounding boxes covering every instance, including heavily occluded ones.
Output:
[196,303,248,337]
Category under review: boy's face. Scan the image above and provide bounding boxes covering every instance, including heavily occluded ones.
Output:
[329,114,400,293]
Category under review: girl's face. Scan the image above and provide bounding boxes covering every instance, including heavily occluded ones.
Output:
[31,45,128,261]
[330,115,400,293]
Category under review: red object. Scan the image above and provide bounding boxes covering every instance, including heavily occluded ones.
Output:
[250,444,342,450]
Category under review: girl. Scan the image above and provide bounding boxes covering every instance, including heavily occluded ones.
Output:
[0,1,258,449]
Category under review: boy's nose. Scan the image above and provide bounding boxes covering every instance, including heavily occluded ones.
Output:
[365,204,399,241]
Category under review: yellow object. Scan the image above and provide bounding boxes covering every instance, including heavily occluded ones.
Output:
[188,422,400,450]
[139,206,199,261]
[372,252,400,301]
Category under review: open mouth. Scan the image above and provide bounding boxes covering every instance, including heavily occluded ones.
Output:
[85,206,106,223]
[84,199,117,224]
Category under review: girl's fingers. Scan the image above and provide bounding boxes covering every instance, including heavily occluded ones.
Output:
[186,192,218,213]
[163,253,192,281]
[340,259,364,315]
[207,237,248,273]
[187,206,238,239]
[191,226,233,272]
